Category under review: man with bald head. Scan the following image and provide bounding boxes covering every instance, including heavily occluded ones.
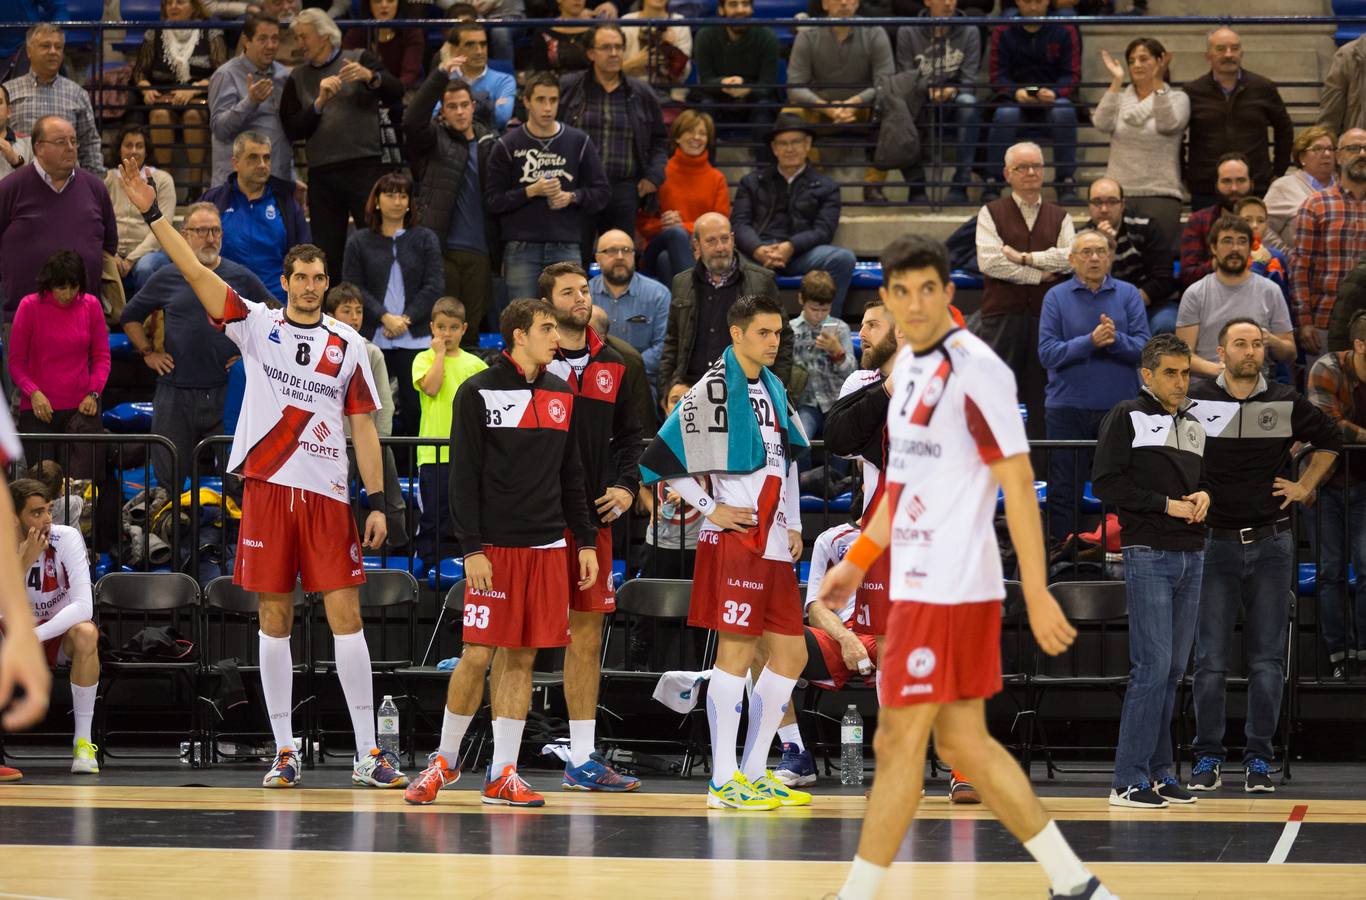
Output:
[1184,27,1293,210]
[589,229,671,390]
[0,115,116,321]
[1295,127,1366,354]
[1084,177,1175,333]
[657,211,792,394]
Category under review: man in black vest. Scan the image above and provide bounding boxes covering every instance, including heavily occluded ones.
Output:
[974,141,1075,435]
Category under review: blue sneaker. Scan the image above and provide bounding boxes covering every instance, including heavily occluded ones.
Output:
[262,748,300,788]
[772,742,816,787]
[562,752,641,792]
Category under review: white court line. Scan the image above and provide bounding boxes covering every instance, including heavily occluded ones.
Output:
[1267,804,1309,864]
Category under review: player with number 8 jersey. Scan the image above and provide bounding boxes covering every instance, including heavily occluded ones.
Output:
[113,160,407,792]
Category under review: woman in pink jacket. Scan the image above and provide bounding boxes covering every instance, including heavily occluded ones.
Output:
[9,250,111,445]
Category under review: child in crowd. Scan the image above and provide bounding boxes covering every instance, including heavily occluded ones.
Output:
[412,297,487,562]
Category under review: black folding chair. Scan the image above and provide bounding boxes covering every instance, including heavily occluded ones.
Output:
[394,580,467,768]
[200,577,315,767]
[94,572,204,764]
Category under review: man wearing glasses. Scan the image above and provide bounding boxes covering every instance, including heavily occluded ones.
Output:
[1084,176,1176,334]
[117,203,272,493]
[975,140,1074,435]
[1293,127,1366,355]
[558,24,668,264]
[589,229,670,392]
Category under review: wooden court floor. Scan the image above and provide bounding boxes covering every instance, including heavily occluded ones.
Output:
[2,782,1366,898]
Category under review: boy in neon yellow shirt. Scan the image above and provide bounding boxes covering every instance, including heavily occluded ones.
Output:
[412,297,487,561]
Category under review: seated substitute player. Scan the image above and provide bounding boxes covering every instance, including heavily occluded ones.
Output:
[10,479,99,774]
[816,235,1115,900]
[404,300,600,808]
[640,293,812,811]
[114,160,407,791]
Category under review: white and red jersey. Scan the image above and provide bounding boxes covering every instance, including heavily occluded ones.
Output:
[215,288,379,502]
[24,525,90,626]
[884,329,1029,606]
[695,380,802,563]
[837,368,886,517]
[804,523,860,624]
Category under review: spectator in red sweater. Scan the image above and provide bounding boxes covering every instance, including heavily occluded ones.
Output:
[638,110,731,287]
[9,250,111,447]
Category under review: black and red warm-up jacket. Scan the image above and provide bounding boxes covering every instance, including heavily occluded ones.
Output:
[449,351,597,555]
[549,328,642,530]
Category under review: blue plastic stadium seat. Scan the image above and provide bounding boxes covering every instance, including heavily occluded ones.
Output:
[611,558,626,589]
[1081,481,1102,514]
[799,491,853,512]
[797,559,811,582]
[1018,403,1028,424]
[479,332,506,350]
[950,270,984,290]
[850,334,862,357]
[1337,26,1366,45]
[108,333,136,360]
[1298,562,1358,596]
[996,481,1047,514]
[427,557,465,590]
[119,467,158,501]
[397,476,417,505]
[114,0,163,51]
[364,555,427,574]
[850,262,882,289]
[103,402,153,433]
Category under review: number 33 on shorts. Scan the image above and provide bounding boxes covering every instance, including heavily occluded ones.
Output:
[463,604,491,629]
[721,600,751,627]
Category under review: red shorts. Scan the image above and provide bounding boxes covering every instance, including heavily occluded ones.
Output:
[565,527,615,613]
[877,600,1001,707]
[851,551,891,637]
[463,545,571,649]
[43,635,65,667]
[808,627,878,690]
[234,479,365,594]
[690,529,803,637]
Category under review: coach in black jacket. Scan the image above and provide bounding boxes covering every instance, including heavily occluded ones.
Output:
[1184,317,1340,792]
[1092,333,1210,810]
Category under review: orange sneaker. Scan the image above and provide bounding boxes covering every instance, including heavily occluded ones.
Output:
[0,765,21,783]
[481,764,545,807]
[949,769,981,804]
[404,752,461,805]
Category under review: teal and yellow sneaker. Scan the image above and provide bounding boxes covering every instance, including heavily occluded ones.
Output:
[751,770,812,807]
[707,772,780,810]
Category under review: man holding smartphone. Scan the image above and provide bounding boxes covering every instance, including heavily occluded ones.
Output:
[789,270,857,447]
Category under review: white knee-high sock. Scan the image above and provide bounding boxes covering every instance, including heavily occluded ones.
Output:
[1023,820,1092,895]
[778,723,804,752]
[740,668,798,782]
[71,682,96,744]
[438,708,473,764]
[491,717,525,772]
[333,631,377,758]
[838,856,888,900]
[569,719,596,768]
[706,668,746,784]
[258,631,296,752]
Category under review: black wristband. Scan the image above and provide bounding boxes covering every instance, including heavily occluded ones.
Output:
[367,491,386,511]
[142,204,163,225]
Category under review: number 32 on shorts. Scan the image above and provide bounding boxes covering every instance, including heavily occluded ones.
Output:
[464,604,490,629]
[721,600,751,627]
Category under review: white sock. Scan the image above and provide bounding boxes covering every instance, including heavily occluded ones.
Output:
[740,668,798,782]
[838,856,888,900]
[491,717,526,773]
[706,668,745,784]
[778,723,804,752]
[1023,820,1092,896]
[569,719,596,768]
[71,682,96,744]
[258,631,296,752]
[438,708,473,764]
[333,631,377,758]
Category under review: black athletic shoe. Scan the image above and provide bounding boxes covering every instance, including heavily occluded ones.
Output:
[1049,875,1120,898]
[1245,759,1276,793]
[1186,756,1222,791]
[1155,775,1197,804]
[1108,782,1167,809]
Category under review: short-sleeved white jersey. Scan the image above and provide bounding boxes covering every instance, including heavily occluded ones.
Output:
[885,329,1030,605]
[804,523,860,624]
[216,287,379,501]
[24,524,90,626]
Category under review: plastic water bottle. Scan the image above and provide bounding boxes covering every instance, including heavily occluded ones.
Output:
[840,704,864,785]
[377,695,400,758]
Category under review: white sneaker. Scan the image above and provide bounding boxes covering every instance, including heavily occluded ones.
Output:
[71,739,100,774]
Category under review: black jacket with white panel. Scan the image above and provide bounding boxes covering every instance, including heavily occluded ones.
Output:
[1092,388,1208,551]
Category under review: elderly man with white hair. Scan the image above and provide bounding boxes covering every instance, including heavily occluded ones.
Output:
[1037,228,1149,546]
[280,7,402,278]
[975,141,1075,435]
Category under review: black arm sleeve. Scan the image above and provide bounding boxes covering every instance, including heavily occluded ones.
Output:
[450,380,488,556]
[1293,392,1345,456]
[824,380,890,466]
[610,374,643,496]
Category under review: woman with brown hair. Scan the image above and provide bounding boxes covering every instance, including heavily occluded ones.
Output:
[132,0,228,190]
[638,109,730,287]
[341,172,444,435]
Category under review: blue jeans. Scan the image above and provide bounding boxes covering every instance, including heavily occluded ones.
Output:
[1113,546,1203,788]
[910,92,981,187]
[502,240,580,306]
[643,224,693,288]
[1148,302,1178,335]
[779,245,856,317]
[1043,406,1107,543]
[989,97,1077,184]
[1317,483,1366,662]
[1193,531,1292,765]
[127,250,172,296]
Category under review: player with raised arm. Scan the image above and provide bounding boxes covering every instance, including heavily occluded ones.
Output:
[115,158,407,791]
[817,235,1115,900]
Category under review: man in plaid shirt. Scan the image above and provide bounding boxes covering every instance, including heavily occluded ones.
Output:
[1293,127,1366,357]
[1,25,102,175]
